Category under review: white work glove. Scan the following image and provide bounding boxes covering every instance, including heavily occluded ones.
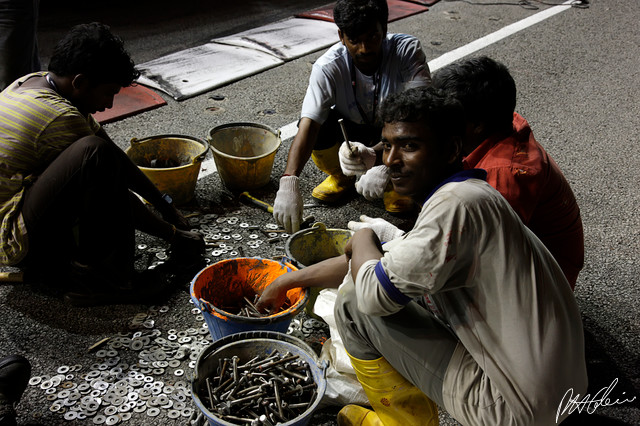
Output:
[355,165,389,200]
[273,176,303,233]
[338,141,376,176]
[348,215,405,242]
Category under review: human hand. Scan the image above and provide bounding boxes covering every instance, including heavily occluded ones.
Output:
[255,277,290,314]
[355,165,389,200]
[347,215,405,242]
[160,203,191,230]
[273,176,302,233]
[170,229,205,259]
[338,141,376,176]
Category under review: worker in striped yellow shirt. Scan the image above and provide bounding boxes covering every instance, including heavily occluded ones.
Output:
[0,22,204,306]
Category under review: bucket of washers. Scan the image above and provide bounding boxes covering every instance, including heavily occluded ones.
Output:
[190,258,308,341]
[125,134,209,205]
[191,330,327,426]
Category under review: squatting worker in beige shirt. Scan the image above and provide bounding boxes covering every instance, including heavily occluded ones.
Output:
[256,86,587,425]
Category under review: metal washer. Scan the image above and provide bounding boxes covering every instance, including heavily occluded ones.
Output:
[147,407,160,417]
[105,415,120,425]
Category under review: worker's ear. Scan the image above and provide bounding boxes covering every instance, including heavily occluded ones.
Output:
[70,74,90,91]
[338,29,345,45]
[471,122,485,137]
[447,137,463,165]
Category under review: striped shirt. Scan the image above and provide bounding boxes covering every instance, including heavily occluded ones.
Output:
[0,72,100,265]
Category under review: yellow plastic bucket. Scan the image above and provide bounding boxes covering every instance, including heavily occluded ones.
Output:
[285,222,353,315]
[285,222,353,268]
[207,122,281,191]
[125,134,208,205]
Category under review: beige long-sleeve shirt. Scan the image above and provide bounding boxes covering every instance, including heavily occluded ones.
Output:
[352,178,587,425]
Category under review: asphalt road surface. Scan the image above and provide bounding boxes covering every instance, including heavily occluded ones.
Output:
[1,0,639,425]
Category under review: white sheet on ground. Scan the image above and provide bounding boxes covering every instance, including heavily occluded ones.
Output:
[214,18,339,60]
[136,18,339,101]
[136,43,284,101]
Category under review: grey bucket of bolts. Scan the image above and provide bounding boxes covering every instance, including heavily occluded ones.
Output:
[191,330,328,426]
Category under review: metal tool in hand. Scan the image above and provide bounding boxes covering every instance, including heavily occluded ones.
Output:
[338,118,355,155]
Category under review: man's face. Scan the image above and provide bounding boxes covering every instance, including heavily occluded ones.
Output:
[381,120,455,200]
[72,77,121,115]
[339,22,386,76]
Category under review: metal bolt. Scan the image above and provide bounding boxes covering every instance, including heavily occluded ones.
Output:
[238,355,261,369]
[205,377,215,410]
[232,356,239,384]
[218,358,229,387]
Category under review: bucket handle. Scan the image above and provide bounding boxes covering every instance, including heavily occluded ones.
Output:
[129,136,210,164]
[310,222,326,232]
[278,256,297,272]
[129,134,186,146]
[192,141,210,164]
[320,359,329,378]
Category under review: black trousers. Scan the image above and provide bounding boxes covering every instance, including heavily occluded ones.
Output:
[19,136,140,284]
[314,109,382,150]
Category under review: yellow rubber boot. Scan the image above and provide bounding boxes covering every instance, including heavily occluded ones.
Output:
[338,404,384,426]
[338,353,439,426]
[383,183,415,214]
[311,145,355,203]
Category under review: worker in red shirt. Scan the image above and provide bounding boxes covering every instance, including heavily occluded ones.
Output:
[431,56,584,289]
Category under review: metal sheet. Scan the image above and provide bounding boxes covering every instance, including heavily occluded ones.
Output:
[92,85,166,124]
[136,43,284,101]
[214,18,339,60]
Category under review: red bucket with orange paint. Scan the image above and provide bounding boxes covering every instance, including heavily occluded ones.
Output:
[190,258,308,341]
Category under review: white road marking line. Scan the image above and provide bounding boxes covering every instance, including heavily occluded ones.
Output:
[428,0,576,72]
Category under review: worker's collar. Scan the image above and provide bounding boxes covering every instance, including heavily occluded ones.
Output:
[45,73,58,92]
[422,168,487,205]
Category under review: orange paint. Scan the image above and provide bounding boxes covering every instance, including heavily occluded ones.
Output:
[191,258,305,322]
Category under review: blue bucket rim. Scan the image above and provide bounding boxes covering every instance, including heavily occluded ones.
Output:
[191,331,328,426]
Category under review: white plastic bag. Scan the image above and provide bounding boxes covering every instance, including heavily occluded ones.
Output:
[314,288,369,407]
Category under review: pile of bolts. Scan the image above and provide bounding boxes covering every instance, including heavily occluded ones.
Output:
[200,350,317,425]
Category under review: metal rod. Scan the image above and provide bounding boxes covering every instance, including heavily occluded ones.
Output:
[338,118,354,154]
[206,377,215,410]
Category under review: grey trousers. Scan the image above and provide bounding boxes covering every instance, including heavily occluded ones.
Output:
[334,279,458,407]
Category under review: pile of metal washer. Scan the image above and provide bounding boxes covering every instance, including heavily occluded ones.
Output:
[27,305,210,424]
[140,211,292,266]
[26,211,331,425]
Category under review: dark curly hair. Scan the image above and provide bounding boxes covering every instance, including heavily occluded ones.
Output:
[333,0,388,39]
[379,86,465,153]
[48,22,139,87]
[431,56,516,135]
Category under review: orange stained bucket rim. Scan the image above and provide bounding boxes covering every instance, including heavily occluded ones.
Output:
[190,258,307,323]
